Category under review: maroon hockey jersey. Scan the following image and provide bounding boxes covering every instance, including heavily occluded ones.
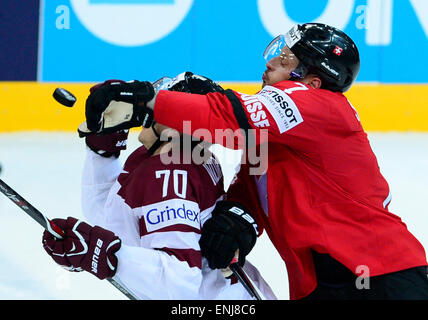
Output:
[81,144,278,299]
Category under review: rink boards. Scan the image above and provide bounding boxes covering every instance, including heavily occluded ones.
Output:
[0,82,427,132]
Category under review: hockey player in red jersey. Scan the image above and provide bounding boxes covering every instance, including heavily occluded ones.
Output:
[41,77,276,300]
[71,23,428,300]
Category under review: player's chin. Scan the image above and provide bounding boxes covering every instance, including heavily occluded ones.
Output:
[262,73,270,87]
[137,129,145,144]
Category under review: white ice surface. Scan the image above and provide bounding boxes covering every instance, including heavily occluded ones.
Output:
[0,131,427,300]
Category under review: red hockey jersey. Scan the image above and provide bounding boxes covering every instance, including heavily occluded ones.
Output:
[153,80,428,299]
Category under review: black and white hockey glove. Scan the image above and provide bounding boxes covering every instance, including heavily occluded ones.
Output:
[78,79,155,137]
[199,201,258,269]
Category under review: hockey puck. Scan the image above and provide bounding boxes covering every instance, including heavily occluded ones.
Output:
[53,87,77,107]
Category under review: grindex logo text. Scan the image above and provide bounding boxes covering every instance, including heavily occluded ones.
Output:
[146,203,199,225]
[141,199,201,233]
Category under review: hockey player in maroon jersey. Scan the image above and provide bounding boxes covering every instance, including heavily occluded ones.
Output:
[73,23,428,300]
[41,77,276,300]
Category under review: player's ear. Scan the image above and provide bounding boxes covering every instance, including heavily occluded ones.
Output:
[303,75,322,89]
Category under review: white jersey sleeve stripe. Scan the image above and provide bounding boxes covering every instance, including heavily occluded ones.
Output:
[383,190,392,209]
[140,230,201,252]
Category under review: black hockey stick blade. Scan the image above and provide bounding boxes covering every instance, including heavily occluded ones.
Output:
[230,263,263,300]
[0,178,137,300]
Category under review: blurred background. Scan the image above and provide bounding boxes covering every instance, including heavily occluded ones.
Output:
[0,0,427,300]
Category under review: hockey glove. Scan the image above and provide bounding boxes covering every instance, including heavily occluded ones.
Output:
[199,201,258,269]
[168,71,224,94]
[42,217,121,280]
[85,129,130,158]
[78,79,155,137]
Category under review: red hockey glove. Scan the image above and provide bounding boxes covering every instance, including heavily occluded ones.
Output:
[42,217,121,280]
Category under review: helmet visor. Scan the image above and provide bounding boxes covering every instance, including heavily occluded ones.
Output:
[263,35,286,62]
[152,76,173,92]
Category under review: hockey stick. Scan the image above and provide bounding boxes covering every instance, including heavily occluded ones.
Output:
[229,263,263,300]
[0,178,262,300]
[227,255,263,300]
[0,178,138,300]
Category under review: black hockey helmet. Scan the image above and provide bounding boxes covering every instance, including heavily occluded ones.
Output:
[264,23,360,92]
[147,72,223,154]
[167,71,224,94]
